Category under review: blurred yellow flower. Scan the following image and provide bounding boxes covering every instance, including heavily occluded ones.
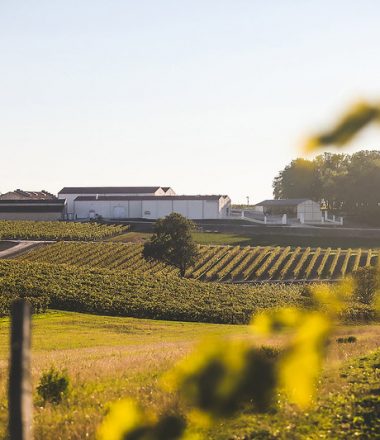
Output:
[97,399,149,440]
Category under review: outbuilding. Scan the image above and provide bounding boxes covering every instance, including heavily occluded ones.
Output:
[0,199,66,221]
[254,199,322,223]
[0,189,66,221]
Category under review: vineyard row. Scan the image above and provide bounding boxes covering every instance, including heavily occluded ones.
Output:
[15,242,380,282]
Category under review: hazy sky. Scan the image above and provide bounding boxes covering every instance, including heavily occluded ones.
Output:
[1,1,379,203]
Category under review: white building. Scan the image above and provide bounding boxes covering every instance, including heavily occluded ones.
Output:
[254,199,322,223]
[73,195,231,220]
[58,186,175,220]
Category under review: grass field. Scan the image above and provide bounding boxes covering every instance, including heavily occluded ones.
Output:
[112,230,380,248]
[192,231,380,248]
[0,311,378,439]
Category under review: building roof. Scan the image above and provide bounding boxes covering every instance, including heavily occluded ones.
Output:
[255,198,313,207]
[0,199,65,212]
[74,195,227,202]
[58,186,164,195]
[0,189,57,200]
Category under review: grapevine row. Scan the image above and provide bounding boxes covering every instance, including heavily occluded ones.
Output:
[14,242,379,282]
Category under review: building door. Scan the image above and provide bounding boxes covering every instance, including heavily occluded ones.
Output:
[113,206,126,219]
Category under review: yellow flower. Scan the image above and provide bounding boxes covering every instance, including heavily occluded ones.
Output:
[97,399,149,440]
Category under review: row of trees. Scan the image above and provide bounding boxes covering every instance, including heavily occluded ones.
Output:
[273,150,380,222]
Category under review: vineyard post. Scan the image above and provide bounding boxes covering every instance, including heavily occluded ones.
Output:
[9,299,33,440]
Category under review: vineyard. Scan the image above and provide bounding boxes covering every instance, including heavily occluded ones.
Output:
[0,260,307,323]
[0,220,128,240]
[17,241,380,282]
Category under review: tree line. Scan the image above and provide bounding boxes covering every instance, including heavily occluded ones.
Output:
[273,150,380,224]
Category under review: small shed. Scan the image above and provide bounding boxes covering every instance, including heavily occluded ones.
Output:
[254,199,322,223]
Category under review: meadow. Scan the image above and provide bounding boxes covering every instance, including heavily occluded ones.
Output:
[0,311,378,439]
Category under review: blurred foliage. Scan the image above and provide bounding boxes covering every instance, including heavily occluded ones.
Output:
[161,340,277,418]
[304,101,380,151]
[97,277,374,439]
[97,399,186,440]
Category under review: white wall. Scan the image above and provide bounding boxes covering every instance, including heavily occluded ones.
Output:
[172,200,188,217]
[58,194,77,217]
[73,197,230,220]
[219,197,231,217]
[187,200,203,219]
[129,201,142,218]
[157,200,173,218]
[204,200,219,218]
[60,189,164,218]
[297,200,322,222]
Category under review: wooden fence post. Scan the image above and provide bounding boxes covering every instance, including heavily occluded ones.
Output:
[9,299,33,440]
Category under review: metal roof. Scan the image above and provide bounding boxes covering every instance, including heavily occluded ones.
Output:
[74,195,227,202]
[58,186,163,194]
[0,199,65,212]
[255,198,312,207]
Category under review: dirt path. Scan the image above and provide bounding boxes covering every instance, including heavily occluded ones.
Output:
[0,240,46,259]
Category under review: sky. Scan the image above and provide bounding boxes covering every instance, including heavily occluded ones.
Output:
[1,1,379,203]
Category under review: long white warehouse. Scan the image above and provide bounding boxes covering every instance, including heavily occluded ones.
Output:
[58,186,175,219]
[73,195,231,220]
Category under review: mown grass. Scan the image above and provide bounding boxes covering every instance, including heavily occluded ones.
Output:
[108,231,152,243]
[0,311,379,439]
[107,228,380,248]
[192,231,380,248]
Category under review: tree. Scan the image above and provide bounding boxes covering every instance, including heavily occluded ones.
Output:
[273,158,320,200]
[314,152,349,210]
[143,213,199,277]
[273,150,380,224]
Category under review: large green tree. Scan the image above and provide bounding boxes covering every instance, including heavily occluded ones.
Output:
[273,150,380,223]
[273,158,319,200]
[143,213,199,277]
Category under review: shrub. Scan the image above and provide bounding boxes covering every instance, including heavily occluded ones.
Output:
[37,367,69,404]
[336,336,357,343]
[339,302,378,323]
[353,266,379,304]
